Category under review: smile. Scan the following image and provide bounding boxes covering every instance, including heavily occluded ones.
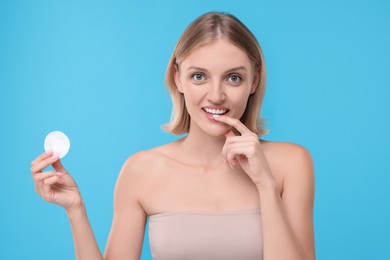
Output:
[202,108,229,115]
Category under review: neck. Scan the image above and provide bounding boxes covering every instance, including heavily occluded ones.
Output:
[179,123,226,165]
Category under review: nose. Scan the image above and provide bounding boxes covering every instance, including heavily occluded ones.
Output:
[207,80,226,104]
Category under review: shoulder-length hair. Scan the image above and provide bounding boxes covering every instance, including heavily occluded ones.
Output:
[163,12,268,136]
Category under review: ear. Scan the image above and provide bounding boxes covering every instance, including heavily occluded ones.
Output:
[174,64,183,93]
[250,68,260,94]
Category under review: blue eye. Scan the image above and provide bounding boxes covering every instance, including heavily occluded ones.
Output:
[228,75,242,83]
[192,73,206,81]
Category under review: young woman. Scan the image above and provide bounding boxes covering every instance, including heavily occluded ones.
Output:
[31,12,315,260]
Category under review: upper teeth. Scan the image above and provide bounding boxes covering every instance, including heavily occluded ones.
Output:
[204,108,227,115]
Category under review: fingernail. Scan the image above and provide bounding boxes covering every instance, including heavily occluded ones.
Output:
[213,114,221,119]
[56,172,63,176]
[45,150,52,155]
[51,154,60,160]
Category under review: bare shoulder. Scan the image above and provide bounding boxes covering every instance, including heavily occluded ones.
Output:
[119,141,178,180]
[261,140,313,163]
[114,144,175,208]
[108,149,170,259]
[122,149,161,172]
[260,140,314,186]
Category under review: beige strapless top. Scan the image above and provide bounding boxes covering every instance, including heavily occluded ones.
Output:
[148,209,263,260]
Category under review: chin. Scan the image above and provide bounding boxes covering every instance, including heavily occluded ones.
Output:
[201,124,232,137]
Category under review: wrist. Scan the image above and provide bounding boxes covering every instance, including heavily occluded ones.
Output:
[255,176,278,193]
[65,202,86,220]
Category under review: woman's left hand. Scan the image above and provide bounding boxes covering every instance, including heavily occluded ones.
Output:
[213,115,272,187]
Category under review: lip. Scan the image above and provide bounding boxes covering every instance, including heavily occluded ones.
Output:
[202,106,229,111]
[201,107,230,122]
[202,109,220,122]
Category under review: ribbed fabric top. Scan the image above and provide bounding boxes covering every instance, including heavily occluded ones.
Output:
[148,209,263,260]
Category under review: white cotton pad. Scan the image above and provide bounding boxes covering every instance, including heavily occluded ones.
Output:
[44,131,70,159]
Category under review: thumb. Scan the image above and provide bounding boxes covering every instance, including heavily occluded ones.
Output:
[225,130,236,139]
[52,159,68,174]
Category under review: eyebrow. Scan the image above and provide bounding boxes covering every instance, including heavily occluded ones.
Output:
[186,66,247,73]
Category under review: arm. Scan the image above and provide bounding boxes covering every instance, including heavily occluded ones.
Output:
[66,205,104,260]
[258,144,315,260]
[32,152,147,260]
[104,154,147,259]
[31,151,103,260]
[214,115,315,260]
[69,155,147,259]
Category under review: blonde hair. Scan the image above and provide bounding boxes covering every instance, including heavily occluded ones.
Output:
[163,12,267,136]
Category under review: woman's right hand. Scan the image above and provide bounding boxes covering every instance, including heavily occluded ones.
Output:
[31,151,82,211]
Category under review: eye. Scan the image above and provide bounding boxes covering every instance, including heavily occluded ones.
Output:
[227,75,242,84]
[191,73,206,81]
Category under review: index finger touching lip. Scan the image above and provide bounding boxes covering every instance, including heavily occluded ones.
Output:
[212,114,250,135]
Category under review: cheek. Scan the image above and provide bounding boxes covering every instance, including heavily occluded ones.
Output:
[229,89,252,115]
[182,83,205,102]
[230,85,251,102]
[182,86,202,111]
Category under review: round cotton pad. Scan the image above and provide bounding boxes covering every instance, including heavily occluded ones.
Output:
[44,131,70,159]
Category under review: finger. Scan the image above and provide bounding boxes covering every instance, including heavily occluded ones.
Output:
[225,154,235,169]
[33,179,42,195]
[222,130,236,160]
[223,135,256,160]
[34,171,63,182]
[40,176,62,202]
[31,153,60,174]
[34,171,62,196]
[226,145,237,167]
[35,178,46,198]
[225,135,258,144]
[224,130,236,140]
[52,159,67,174]
[41,182,54,202]
[225,143,245,164]
[213,115,251,135]
[225,142,242,169]
[226,152,238,169]
[43,175,65,186]
[31,151,53,167]
[227,145,255,161]
[225,139,257,160]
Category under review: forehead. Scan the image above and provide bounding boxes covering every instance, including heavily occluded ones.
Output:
[180,39,252,71]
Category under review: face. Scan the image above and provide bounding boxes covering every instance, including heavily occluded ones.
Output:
[175,39,258,136]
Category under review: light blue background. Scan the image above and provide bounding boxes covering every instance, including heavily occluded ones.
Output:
[1,0,389,259]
